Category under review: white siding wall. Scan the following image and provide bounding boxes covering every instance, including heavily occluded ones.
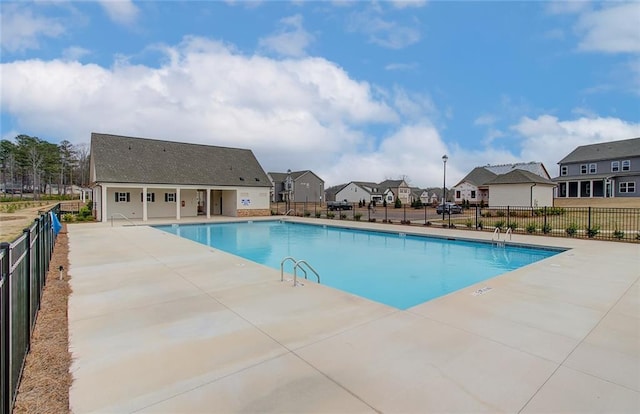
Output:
[335,183,367,203]
[454,182,478,203]
[489,184,554,207]
[236,188,270,210]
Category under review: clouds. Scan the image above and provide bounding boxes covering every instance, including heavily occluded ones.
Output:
[346,5,421,49]
[576,2,640,54]
[98,0,140,26]
[513,115,640,175]
[0,3,65,53]
[258,14,315,57]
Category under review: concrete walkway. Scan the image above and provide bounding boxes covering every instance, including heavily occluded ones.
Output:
[67,218,639,413]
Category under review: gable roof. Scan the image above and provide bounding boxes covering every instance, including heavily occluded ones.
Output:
[91,133,271,187]
[454,167,498,187]
[559,137,640,164]
[268,170,324,183]
[485,169,556,186]
[484,162,550,179]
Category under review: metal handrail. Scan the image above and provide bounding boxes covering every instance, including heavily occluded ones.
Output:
[110,213,137,227]
[492,227,500,242]
[284,209,294,216]
[280,256,320,286]
[280,256,297,281]
[505,227,512,241]
[294,260,320,285]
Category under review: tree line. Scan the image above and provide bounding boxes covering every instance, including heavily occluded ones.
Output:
[0,134,90,199]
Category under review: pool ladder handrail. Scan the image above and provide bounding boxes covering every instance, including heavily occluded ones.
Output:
[492,227,512,247]
[280,256,320,286]
[284,209,294,216]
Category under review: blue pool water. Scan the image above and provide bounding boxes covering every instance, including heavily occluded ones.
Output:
[156,221,561,309]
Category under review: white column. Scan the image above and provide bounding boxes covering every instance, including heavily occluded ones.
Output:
[589,181,593,198]
[206,188,211,219]
[142,187,148,221]
[176,188,181,220]
[101,185,108,223]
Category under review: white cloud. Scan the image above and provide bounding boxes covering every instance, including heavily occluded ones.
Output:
[62,46,91,61]
[512,115,640,176]
[390,1,429,10]
[98,0,139,26]
[0,4,65,53]
[474,114,497,126]
[258,14,314,57]
[576,2,640,53]
[347,8,421,49]
[1,36,412,184]
[384,62,418,71]
[546,0,592,15]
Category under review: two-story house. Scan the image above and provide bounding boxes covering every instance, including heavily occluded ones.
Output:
[268,170,325,203]
[554,137,639,202]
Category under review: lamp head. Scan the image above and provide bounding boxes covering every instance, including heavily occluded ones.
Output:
[442,154,448,163]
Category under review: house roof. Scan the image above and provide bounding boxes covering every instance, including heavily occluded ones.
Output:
[558,137,640,164]
[378,179,404,188]
[484,162,550,179]
[485,169,556,186]
[268,170,324,183]
[454,167,498,187]
[91,133,271,187]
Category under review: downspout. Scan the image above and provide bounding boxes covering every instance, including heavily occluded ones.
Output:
[530,183,537,207]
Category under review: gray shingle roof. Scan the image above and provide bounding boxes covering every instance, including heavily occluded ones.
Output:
[455,167,498,187]
[91,133,271,187]
[558,137,640,164]
[484,162,550,179]
[485,169,556,185]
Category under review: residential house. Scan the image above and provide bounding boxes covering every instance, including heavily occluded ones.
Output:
[333,179,410,205]
[268,170,325,203]
[485,169,555,207]
[453,162,550,205]
[420,188,442,205]
[324,184,345,202]
[379,179,411,205]
[334,181,384,204]
[90,133,271,222]
[554,137,639,200]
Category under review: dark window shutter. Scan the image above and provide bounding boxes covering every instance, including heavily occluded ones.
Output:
[126,192,130,202]
[164,193,168,202]
[151,193,155,202]
[141,193,143,202]
[115,192,119,202]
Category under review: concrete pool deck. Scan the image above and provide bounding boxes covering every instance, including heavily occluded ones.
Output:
[67,217,639,413]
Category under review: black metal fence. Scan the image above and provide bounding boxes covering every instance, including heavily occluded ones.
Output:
[272,202,640,242]
[1,205,59,414]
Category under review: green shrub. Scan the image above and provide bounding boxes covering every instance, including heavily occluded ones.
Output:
[613,229,624,240]
[565,222,578,236]
[354,213,362,221]
[542,224,552,234]
[477,220,483,230]
[340,213,347,219]
[494,220,505,230]
[507,222,517,230]
[586,225,600,238]
[496,210,505,217]
[327,212,335,219]
[525,223,537,233]
[303,210,311,217]
[465,219,473,228]
[315,212,321,218]
[394,198,402,208]
[62,213,74,222]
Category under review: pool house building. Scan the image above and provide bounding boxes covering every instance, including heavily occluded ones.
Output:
[89,133,272,222]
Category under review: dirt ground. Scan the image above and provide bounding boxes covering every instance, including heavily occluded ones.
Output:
[0,203,58,243]
[12,225,71,414]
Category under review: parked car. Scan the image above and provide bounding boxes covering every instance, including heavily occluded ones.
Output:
[436,202,462,214]
[326,200,353,211]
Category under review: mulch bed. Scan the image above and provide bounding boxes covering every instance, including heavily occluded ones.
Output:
[13,225,71,414]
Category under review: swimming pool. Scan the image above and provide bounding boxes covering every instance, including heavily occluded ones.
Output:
[156,221,561,309]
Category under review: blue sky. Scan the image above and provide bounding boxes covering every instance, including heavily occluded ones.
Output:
[1,0,639,188]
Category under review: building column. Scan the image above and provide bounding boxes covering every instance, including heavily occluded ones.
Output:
[101,185,108,222]
[142,187,148,221]
[206,188,211,219]
[589,181,593,198]
[176,188,181,220]
[577,182,581,198]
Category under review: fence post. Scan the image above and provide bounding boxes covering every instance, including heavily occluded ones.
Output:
[507,206,510,223]
[1,242,10,414]
[475,205,478,229]
[403,205,406,223]
[588,206,592,237]
[22,228,31,352]
[543,206,547,233]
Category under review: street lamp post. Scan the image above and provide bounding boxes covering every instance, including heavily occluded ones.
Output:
[286,169,292,213]
[442,154,448,222]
